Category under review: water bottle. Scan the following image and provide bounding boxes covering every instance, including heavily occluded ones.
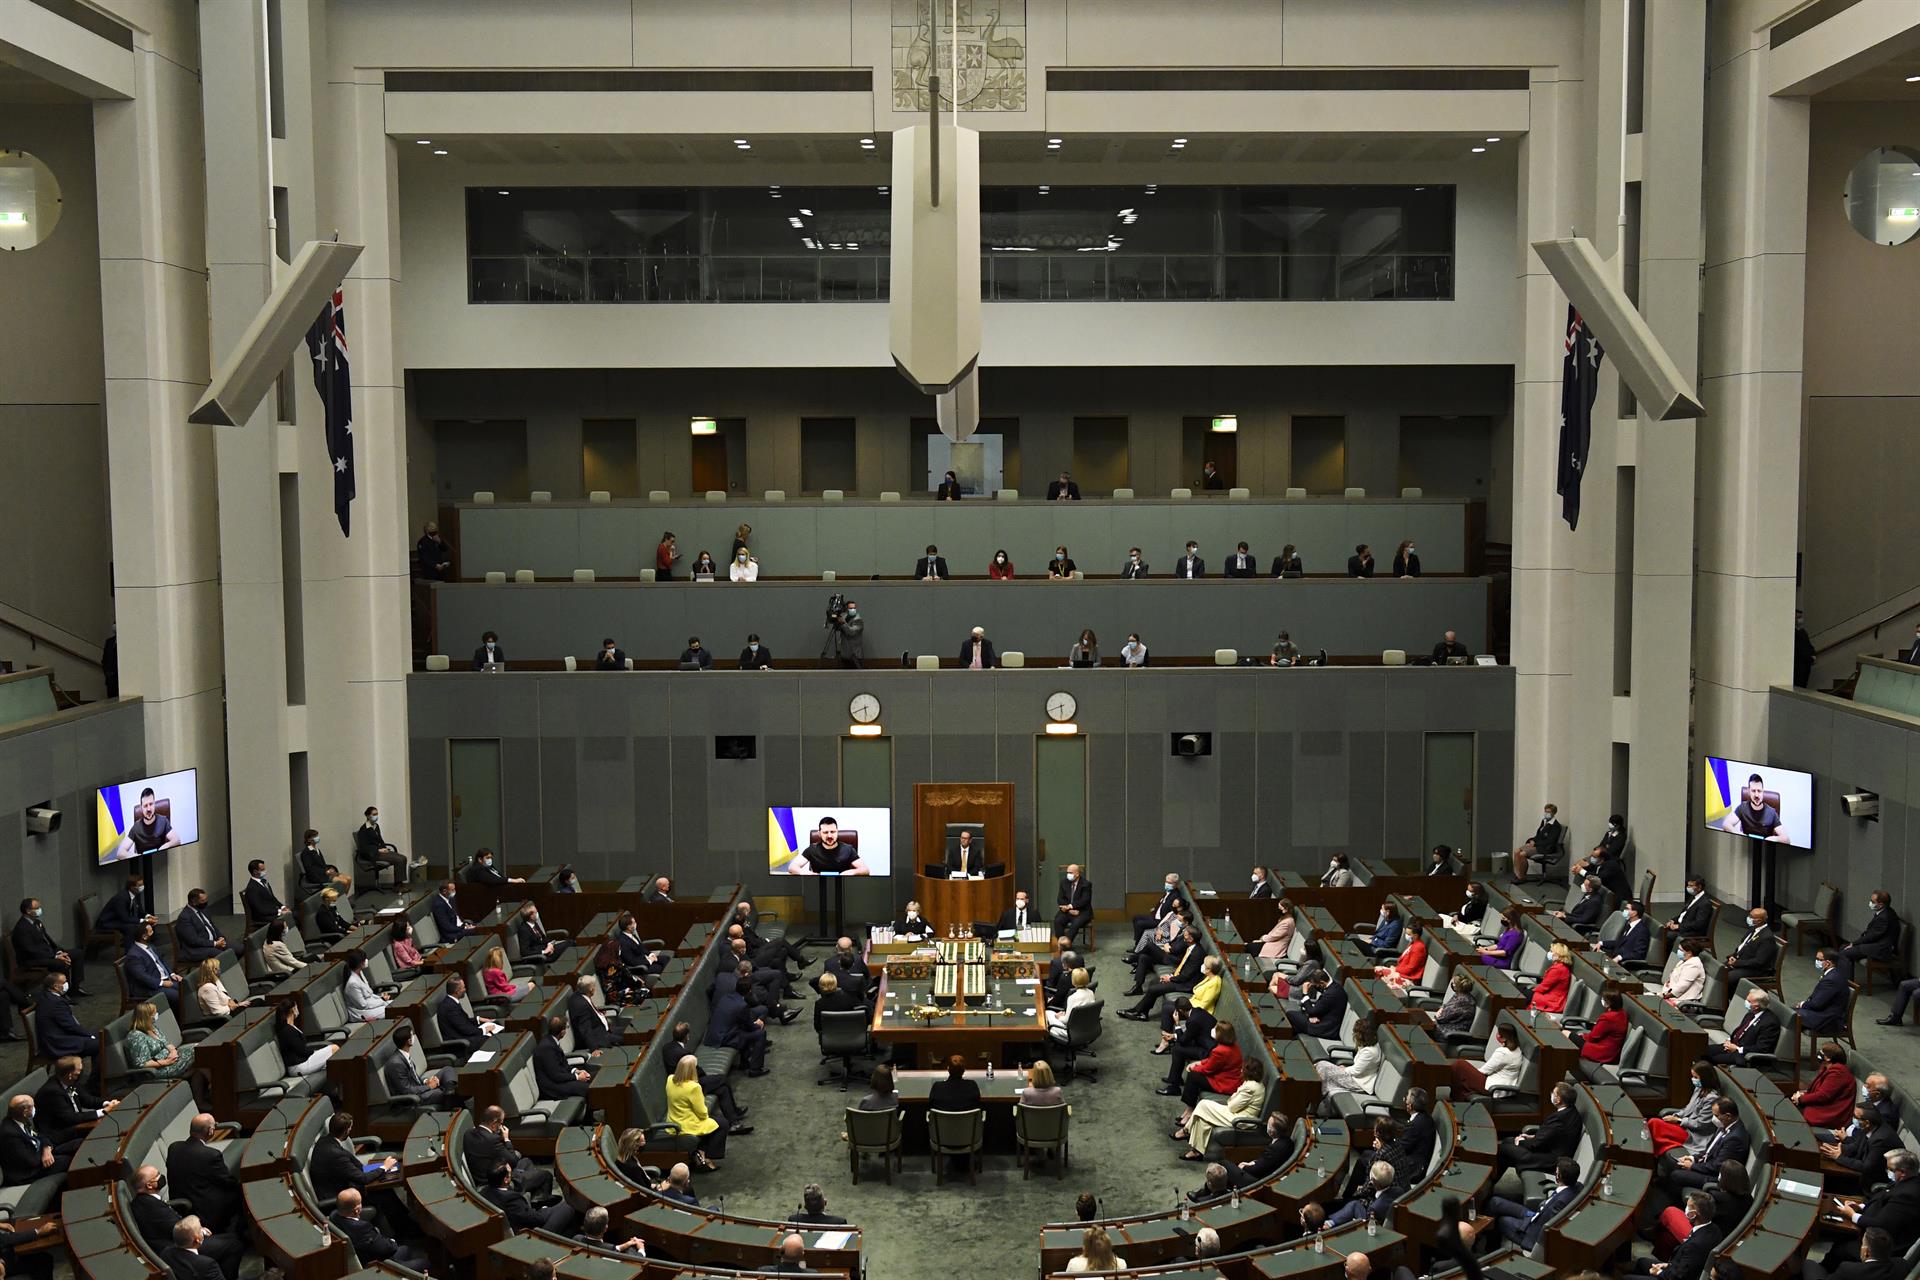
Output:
[1230,1184,1241,1209]
[986,1060,995,1082]
[1242,956,1253,981]
[1179,1198,1191,1223]
[1315,1227,1327,1254]
[1602,1169,1614,1197]
[1367,1210,1379,1238]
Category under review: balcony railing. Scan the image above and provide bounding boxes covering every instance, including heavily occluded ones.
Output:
[467,251,1453,304]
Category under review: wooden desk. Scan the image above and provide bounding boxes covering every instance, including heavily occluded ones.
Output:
[913,870,1014,937]
[869,973,1047,1068]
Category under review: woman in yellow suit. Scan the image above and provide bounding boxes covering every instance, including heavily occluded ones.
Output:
[666,1054,728,1172]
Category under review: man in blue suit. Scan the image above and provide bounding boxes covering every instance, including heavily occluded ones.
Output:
[705,976,769,1076]
[94,874,153,945]
[1798,947,1852,1035]
[429,881,470,943]
[1326,1160,1397,1227]
[123,922,182,1013]
[1623,1191,1721,1280]
[1484,1156,1582,1250]
[1597,901,1651,965]
[1354,903,1404,957]
[32,974,98,1059]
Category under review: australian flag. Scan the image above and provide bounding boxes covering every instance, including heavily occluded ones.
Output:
[1557,303,1604,531]
[304,289,356,536]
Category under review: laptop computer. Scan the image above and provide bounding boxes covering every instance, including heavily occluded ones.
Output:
[480,662,506,673]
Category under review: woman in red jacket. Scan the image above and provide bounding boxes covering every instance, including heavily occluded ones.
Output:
[1171,1020,1244,1140]
[1375,922,1430,994]
[1577,991,1629,1064]
[1792,1042,1857,1129]
[1529,941,1574,1016]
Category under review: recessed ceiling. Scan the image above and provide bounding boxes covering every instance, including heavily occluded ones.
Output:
[1813,49,1920,101]
[0,60,89,105]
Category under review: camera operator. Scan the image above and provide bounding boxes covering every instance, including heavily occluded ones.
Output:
[820,595,865,668]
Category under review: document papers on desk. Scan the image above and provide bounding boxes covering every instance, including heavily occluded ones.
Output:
[467,1050,497,1065]
[812,1231,854,1251]
[1777,1178,1820,1200]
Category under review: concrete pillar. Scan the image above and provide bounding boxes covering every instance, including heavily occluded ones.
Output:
[93,25,228,911]
[1694,8,1811,895]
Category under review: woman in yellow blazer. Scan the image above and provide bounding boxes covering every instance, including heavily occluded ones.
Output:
[666,1054,728,1171]
[1189,956,1225,1015]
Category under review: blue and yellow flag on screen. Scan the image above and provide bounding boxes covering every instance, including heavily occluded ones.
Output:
[96,787,127,861]
[768,807,801,873]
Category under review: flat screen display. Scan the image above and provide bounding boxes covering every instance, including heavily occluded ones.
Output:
[97,768,199,864]
[1702,756,1812,851]
[767,807,891,877]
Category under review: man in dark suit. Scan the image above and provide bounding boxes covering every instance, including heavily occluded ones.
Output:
[1430,630,1471,662]
[1120,927,1201,1019]
[1249,867,1274,898]
[482,1159,580,1234]
[593,638,628,671]
[429,881,471,943]
[568,979,619,1052]
[0,1093,73,1186]
[1664,1099,1748,1192]
[1554,878,1608,933]
[1053,864,1092,947]
[1844,892,1901,965]
[1120,547,1149,578]
[515,903,569,966]
[238,860,288,928]
[1576,815,1630,880]
[1797,948,1852,1035]
[1286,970,1348,1039]
[165,1114,241,1232]
[1822,1227,1902,1280]
[1904,626,1920,666]
[739,635,774,669]
[435,973,501,1057]
[1173,542,1205,579]
[297,832,342,896]
[385,1025,459,1107]
[416,522,452,580]
[914,545,951,580]
[465,848,517,885]
[946,830,985,876]
[12,899,86,994]
[1598,901,1651,964]
[1200,461,1224,490]
[957,627,996,669]
[355,806,416,885]
[1704,987,1781,1066]
[34,1056,113,1148]
[33,974,97,1059]
[124,922,183,1012]
[310,1111,405,1229]
[1826,1152,1920,1269]
[1484,1157,1581,1250]
[463,1105,553,1197]
[1236,1113,1297,1182]
[1130,874,1183,951]
[533,1016,592,1102]
[472,631,505,670]
[575,1205,648,1254]
[1509,803,1564,879]
[1046,472,1080,501]
[791,1182,846,1226]
[1497,1082,1580,1175]
[162,1217,227,1280]
[643,876,674,904]
[1662,876,1715,944]
[1726,908,1777,983]
[331,1187,426,1271]
[128,1165,242,1280]
[94,874,152,945]
[1397,1089,1437,1169]
[173,890,228,963]
[1224,542,1256,577]
[1625,1191,1722,1280]
[997,890,1036,934]
[1347,544,1376,577]
[928,1055,982,1110]
[1825,1105,1901,1184]
[708,979,769,1076]
[1159,998,1216,1088]
[1325,1160,1393,1226]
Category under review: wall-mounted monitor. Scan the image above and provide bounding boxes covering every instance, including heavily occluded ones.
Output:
[97,768,199,864]
[767,806,891,877]
[1701,756,1812,851]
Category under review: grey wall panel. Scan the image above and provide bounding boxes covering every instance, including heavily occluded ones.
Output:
[630,735,674,883]
[669,735,713,892]
[434,578,1493,664]
[538,739,582,871]
[815,505,878,575]
[501,737,543,862]
[1347,730,1388,860]
[409,737,450,867]
[1381,730,1424,858]
[575,737,634,854]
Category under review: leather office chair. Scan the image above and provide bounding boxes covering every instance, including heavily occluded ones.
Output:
[815,1008,870,1090]
[1049,998,1104,1082]
[1782,883,1839,955]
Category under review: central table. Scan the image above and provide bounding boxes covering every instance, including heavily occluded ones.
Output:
[870,973,1049,1069]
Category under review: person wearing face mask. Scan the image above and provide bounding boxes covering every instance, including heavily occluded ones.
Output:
[678,636,714,670]
[355,804,417,884]
[957,625,997,669]
[1129,904,1191,990]
[689,550,718,580]
[913,544,949,581]
[988,549,1015,579]
[998,891,1036,935]
[1595,900,1650,965]
[1046,471,1081,501]
[1253,899,1296,962]
[1225,541,1256,578]
[735,633,774,669]
[1174,541,1204,579]
[1825,1152,1920,1271]
[12,900,87,997]
[594,637,628,670]
[472,630,506,671]
[1843,890,1901,967]
[1797,948,1851,1035]
[729,547,758,583]
[1446,882,1488,936]
[1661,875,1714,946]
[93,872,157,947]
[1703,987,1781,1066]
[1120,633,1148,666]
[936,469,963,500]
[892,901,933,942]
[32,973,97,1060]
[1271,543,1304,578]
[1346,543,1375,578]
[1648,1060,1721,1159]
[1726,907,1777,983]
[1392,538,1422,578]
[1623,1190,1722,1280]
[1054,863,1092,947]
[429,880,473,943]
[464,847,525,885]
[172,889,227,963]
[1047,547,1078,580]
[1119,547,1148,579]
[239,859,289,929]
[1130,875,1184,951]
[1510,802,1563,880]
[1321,853,1355,888]
[1249,866,1274,899]
[129,1165,241,1279]
[1903,625,1920,666]
[1662,1097,1748,1194]
[1574,814,1631,891]
[296,830,349,896]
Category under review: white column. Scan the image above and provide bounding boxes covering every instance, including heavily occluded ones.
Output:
[92,27,230,911]
[1694,9,1810,895]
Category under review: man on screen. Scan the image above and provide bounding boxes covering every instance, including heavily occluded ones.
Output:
[1721,772,1789,843]
[116,788,181,859]
[789,817,869,876]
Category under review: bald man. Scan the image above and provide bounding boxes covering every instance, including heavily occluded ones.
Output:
[1054,863,1092,947]
[1344,1253,1373,1280]
[166,1114,240,1232]
[330,1187,426,1271]
[163,1218,223,1280]
[772,1233,809,1273]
